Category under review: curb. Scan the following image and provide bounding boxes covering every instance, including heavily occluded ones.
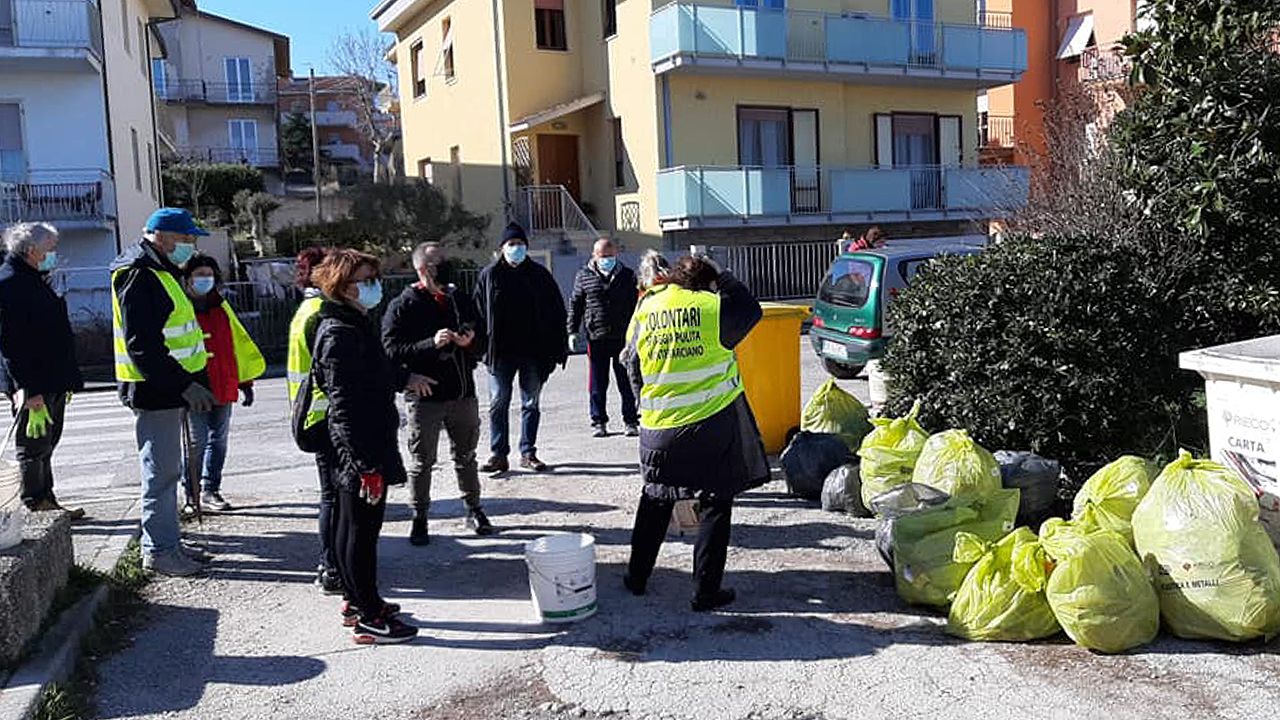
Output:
[0,500,141,720]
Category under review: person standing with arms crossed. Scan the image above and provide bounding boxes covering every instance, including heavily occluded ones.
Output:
[568,238,639,438]
[383,242,494,545]
[110,208,215,577]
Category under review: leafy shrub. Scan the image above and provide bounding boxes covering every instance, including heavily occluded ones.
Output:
[162,164,265,222]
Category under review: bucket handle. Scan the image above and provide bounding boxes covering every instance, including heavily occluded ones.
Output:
[524,556,594,595]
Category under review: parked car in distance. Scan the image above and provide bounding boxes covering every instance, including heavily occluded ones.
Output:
[811,239,986,379]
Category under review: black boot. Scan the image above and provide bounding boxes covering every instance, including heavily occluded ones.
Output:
[409,515,430,546]
[691,588,735,612]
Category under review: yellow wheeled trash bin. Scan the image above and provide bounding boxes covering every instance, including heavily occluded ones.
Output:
[736,303,811,454]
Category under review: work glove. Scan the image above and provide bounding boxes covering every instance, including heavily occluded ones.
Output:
[359,473,385,505]
[26,405,50,439]
[568,333,580,353]
[240,385,254,407]
[181,383,216,414]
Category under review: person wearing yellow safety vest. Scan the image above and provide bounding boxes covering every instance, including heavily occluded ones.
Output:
[286,245,344,595]
[182,255,264,513]
[620,255,769,612]
[110,208,216,578]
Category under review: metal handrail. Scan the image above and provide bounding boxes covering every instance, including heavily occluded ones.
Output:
[516,185,599,239]
[648,1,1016,30]
[979,115,1016,148]
[1080,44,1130,83]
[156,80,277,104]
[172,147,281,166]
[0,168,116,223]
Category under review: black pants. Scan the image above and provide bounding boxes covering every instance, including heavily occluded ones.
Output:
[587,339,638,427]
[316,447,340,573]
[334,484,387,619]
[627,493,733,599]
[13,392,68,508]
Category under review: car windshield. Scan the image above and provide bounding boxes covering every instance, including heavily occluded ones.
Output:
[818,258,874,308]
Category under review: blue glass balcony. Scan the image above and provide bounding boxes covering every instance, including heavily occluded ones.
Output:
[650,3,1026,88]
[656,164,1029,229]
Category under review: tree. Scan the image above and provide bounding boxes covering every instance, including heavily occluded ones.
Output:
[233,190,283,256]
[328,29,398,184]
[280,112,315,175]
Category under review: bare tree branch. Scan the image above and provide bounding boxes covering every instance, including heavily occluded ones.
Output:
[328,28,398,183]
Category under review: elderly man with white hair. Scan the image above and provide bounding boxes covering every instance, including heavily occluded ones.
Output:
[568,238,640,438]
[0,222,84,517]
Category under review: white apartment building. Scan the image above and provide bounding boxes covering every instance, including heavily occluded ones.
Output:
[1,0,190,325]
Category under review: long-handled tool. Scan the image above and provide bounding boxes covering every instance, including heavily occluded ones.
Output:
[181,410,202,525]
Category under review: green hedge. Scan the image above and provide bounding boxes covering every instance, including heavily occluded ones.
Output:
[162,164,266,222]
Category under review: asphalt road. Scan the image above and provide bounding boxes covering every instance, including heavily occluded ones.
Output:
[51,340,1280,720]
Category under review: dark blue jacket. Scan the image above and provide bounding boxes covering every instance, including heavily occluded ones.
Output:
[0,253,83,398]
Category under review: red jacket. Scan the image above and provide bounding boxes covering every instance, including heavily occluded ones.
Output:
[195,302,246,405]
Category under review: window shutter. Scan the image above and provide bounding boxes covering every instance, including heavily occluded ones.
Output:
[874,113,893,168]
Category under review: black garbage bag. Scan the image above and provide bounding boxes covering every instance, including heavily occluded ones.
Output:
[869,482,951,569]
[781,432,852,501]
[820,463,870,516]
[995,450,1061,529]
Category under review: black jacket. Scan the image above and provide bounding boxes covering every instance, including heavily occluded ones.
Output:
[312,299,407,490]
[381,283,485,402]
[568,261,638,343]
[623,272,769,497]
[109,241,210,411]
[473,258,567,372]
[0,253,83,398]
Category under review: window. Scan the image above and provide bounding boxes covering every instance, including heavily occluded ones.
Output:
[410,40,426,98]
[603,0,616,37]
[417,158,433,183]
[1057,13,1095,59]
[147,142,156,199]
[130,128,141,191]
[228,120,259,164]
[152,59,167,98]
[224,57,253,103]
[450,145,462,203]
[137,21,146,74]
[611,118,625,187]
[441,18,455,81]
[121,0,129,54]
[535,0,567,50]
[735,0,785,7]
[0,103,24,182]
[818,258,874,308]
[737,108,790,166]
[0,0,14,46]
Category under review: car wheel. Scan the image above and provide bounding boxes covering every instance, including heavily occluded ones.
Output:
[823,358,864,380]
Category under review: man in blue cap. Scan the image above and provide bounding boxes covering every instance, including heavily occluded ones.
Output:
[110,208,216,576]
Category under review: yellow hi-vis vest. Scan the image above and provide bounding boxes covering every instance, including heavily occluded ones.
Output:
[223,304,266,383]
[111,267,209,382]
[628,284,743,430]
[286,295,328,429]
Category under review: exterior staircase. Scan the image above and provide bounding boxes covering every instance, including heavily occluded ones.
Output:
[514,185,603,255]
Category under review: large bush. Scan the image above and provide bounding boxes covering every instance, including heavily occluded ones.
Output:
[162,163,266,222]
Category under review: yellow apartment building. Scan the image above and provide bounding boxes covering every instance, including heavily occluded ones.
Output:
[372,0,1029,250]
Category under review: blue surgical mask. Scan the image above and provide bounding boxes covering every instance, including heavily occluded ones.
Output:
[357,279,384,309]
[169,242,196,267]
[597,256,617,274]
[503,244,527,265]
[190,276,215,296]
[37,252,57,272]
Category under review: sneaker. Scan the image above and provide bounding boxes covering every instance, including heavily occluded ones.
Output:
[181,541,214,563]
[31,499,85,520]
[625,424,640,437]
[317,568,344,596]
[520,455,548,472]
[479,456,509,475]
[342,601,401,627]
[352,609,418,644]
[466,509,496,536]
[690,588,736,612]
[592,423,608,438]
[143,549,205,577]
[201,491,232,512]
[409,516,430,546]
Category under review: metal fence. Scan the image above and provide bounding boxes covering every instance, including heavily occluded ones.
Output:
[711,239,839,301]
[515,185,599,239]
[979,114,1016,149]
[0,168,115,224]
[157,80,276,105]
[1080,45,1130,84]
[173,146,281,167]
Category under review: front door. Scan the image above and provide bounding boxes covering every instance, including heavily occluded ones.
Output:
[536,134,581,200]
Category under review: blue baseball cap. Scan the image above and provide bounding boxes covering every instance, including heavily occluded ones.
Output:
[144,207,209,236]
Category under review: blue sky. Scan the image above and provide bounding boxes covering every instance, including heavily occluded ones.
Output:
[195,0,385,76]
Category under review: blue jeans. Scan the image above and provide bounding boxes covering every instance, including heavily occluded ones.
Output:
[188,403,232,493]
[488,356,545,458]
[134,408,183,556]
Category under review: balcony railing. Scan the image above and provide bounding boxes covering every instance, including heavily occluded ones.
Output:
[0,168,116,224]
[320,143,362,162]
[1080,45,1130,84]
[285,110,359,127]
[157,80,277,105]
[172,147,281,167]
[657,164,1028,226]
[650,3,1026,83]
[515,185,599,240]
[979,115,1016,149]
[1,0,103,60]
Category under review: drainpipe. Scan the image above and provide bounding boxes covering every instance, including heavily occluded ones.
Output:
[661,75,673,168]
[149,13,182,213]
[94,0,119,252]
[490,0,511,222]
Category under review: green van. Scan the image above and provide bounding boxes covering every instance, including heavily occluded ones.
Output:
[810,241,984,379]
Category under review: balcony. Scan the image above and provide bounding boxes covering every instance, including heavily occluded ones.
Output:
[0,169,116,226]
[656,164,1028,229]
[172,147,281,168]
[650,3,1026,88]
[1079,45,1130,84]
[157,80,277,105]
[282,110,359,127]
[978,114,1015,149]
[0,0,104,72]
[320,142,363,162]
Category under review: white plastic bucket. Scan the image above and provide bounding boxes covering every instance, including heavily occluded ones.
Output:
[525,533,597,623]
[867,360,889,408]
[0,457,24,551]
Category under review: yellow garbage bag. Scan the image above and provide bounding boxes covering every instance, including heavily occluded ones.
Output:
[912,429,1002,500]
[858,400,929,510]
[947,527,1060,642]
[1132,450,1280,642]
[802,378,872,452]
[893,488,1020,607]
[1040,518,1159,653]
[1071,456,1156,546]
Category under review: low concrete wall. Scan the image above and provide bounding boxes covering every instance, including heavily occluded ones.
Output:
[0,512,73,668]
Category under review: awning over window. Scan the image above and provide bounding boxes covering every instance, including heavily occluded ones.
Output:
[508,92,606,133]
[1057,13,1095,59]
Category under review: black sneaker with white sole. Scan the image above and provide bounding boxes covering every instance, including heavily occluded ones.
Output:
[352,609,417,644]
[342,601,401,627]
[317,568,344,596]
